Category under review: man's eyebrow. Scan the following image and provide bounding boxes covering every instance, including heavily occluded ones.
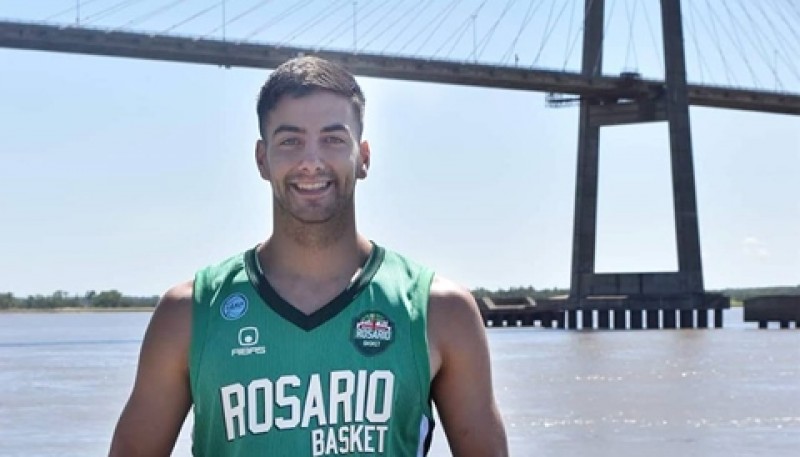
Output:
[272,125,304,137]
[321,123,349,134]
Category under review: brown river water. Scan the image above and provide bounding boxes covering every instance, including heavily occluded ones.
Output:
[0,309,797,456]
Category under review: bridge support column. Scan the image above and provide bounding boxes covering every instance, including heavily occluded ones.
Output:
[679,309,694,328]
[697,309,709,328]
[568,310,578,329]
[582,309,594,330]
[597,309,611,329]
[630,309,643,329]
[663,309,677,329]
[614,309,626,330]
[647,309,660,329]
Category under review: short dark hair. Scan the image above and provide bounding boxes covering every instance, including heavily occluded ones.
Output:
[256,56,366,139]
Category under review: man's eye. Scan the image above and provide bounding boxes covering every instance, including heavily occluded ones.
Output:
[279,138,300,146]
[324,136,346,144]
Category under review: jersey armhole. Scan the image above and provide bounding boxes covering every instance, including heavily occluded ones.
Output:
[410,268,435,418]
[188,271,210,399]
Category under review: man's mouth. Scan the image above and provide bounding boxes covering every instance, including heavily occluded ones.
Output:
[291,181,333,193]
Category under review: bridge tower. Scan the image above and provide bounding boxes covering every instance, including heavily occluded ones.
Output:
[567,0,728,329]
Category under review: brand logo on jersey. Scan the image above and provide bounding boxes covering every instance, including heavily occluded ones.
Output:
[351,311,393,356]
[231,326,266,357]
[221,293,248,320]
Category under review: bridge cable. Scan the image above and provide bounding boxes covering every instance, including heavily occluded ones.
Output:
[500,0,544,65]
[200,0,278,40]
[687,1,736,86]
[45,0,107,24]
[278,0,350,47]
[728,0,785,91]
[318,0,385,49]
[242,0,315,42]
[397,0,461,56]
[532,0,570,67]
[430,4,484,61]
[770,0,800,54]
[356,0,410,53]
[448,0,490,61]
[561,0,596,71]
[591,0,618,76]
[560,0,579,70]
[684,0,710,84]
[160,2,221,35]
[638,0,663,76]
[751,0,800,82]
[410,0,462,57]
[475,0,518,61]
[380,1,437,55]
[710,0,763,87]
[81,0,148,27]
[622,0,639,72]
[730,0,800,88]
[113,0,191,31]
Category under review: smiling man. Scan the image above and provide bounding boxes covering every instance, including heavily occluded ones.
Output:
[108,56,508,457]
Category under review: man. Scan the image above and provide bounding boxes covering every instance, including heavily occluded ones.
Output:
[109,56,507,456]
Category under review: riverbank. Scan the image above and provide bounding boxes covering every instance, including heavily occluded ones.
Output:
[0,307,155,313]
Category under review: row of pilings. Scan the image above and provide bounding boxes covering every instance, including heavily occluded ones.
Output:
[476,295,730,330]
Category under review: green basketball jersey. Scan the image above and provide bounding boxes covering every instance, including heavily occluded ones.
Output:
[189,244,435,456]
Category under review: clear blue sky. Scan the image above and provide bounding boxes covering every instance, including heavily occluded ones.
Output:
[0,1,798,296]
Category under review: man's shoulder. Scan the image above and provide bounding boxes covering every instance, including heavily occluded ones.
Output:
[429,275,479,313]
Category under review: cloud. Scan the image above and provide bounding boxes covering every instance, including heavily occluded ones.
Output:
[742,236,770,258]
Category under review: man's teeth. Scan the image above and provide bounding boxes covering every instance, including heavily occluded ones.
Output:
[295,182,329,191]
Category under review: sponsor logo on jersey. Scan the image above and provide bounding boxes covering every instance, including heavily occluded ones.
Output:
[221,293,248,320]
[231,326,266,357]
[351,311,393,356]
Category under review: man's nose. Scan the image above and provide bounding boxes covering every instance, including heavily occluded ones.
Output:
[297,142,324,173]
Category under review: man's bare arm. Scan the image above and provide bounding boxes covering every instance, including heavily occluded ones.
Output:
[108,281,194,457]
[428,276,509,457]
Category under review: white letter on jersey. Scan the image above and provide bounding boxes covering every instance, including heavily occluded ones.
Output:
[311,428,325,456]
[220,383,246,441]
[301,373,328,427]
[275,375,301,429]
[355,370,367,422]
[247,378,273,434]
[329,370,355,424]
[366,371,394,423]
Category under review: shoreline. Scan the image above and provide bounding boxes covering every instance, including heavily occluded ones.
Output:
[0,307,155,313]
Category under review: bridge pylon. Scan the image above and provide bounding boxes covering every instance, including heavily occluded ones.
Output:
[567,0,729,330]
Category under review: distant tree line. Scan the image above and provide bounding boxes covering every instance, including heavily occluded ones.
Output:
[470,285,800,302]
[471,286,569,300]
[0,290,159,310]
[714,285,800,302]
[1,285,797,310]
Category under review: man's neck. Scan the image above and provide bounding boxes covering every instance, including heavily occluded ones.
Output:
[259,230,372,283]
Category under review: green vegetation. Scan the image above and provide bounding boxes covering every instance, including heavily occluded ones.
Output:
[0,285,797,311]
[470,285,800,304]
[0,290,159,311]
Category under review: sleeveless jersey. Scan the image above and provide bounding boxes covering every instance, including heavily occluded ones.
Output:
[189,243,435,456]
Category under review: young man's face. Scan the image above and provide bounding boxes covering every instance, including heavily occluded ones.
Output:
[256,90,370,225]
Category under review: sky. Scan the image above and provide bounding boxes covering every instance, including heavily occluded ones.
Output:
[0,1,798,297]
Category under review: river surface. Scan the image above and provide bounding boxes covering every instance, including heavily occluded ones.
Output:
[0,309,798,456]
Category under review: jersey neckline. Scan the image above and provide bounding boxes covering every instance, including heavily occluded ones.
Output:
[243,243,386,331]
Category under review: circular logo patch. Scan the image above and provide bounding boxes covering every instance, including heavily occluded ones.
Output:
[220,293,249,320]
[351,311,394,356]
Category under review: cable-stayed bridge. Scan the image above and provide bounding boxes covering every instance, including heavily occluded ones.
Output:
[1,1,798,329]
[1,1,799,113]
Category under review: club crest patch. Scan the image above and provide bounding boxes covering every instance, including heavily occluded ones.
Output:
[220,293,248,320]
[351,311,394,356]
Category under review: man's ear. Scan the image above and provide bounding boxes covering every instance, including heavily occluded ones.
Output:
[357,140,371,179]
[255,139,270,181]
